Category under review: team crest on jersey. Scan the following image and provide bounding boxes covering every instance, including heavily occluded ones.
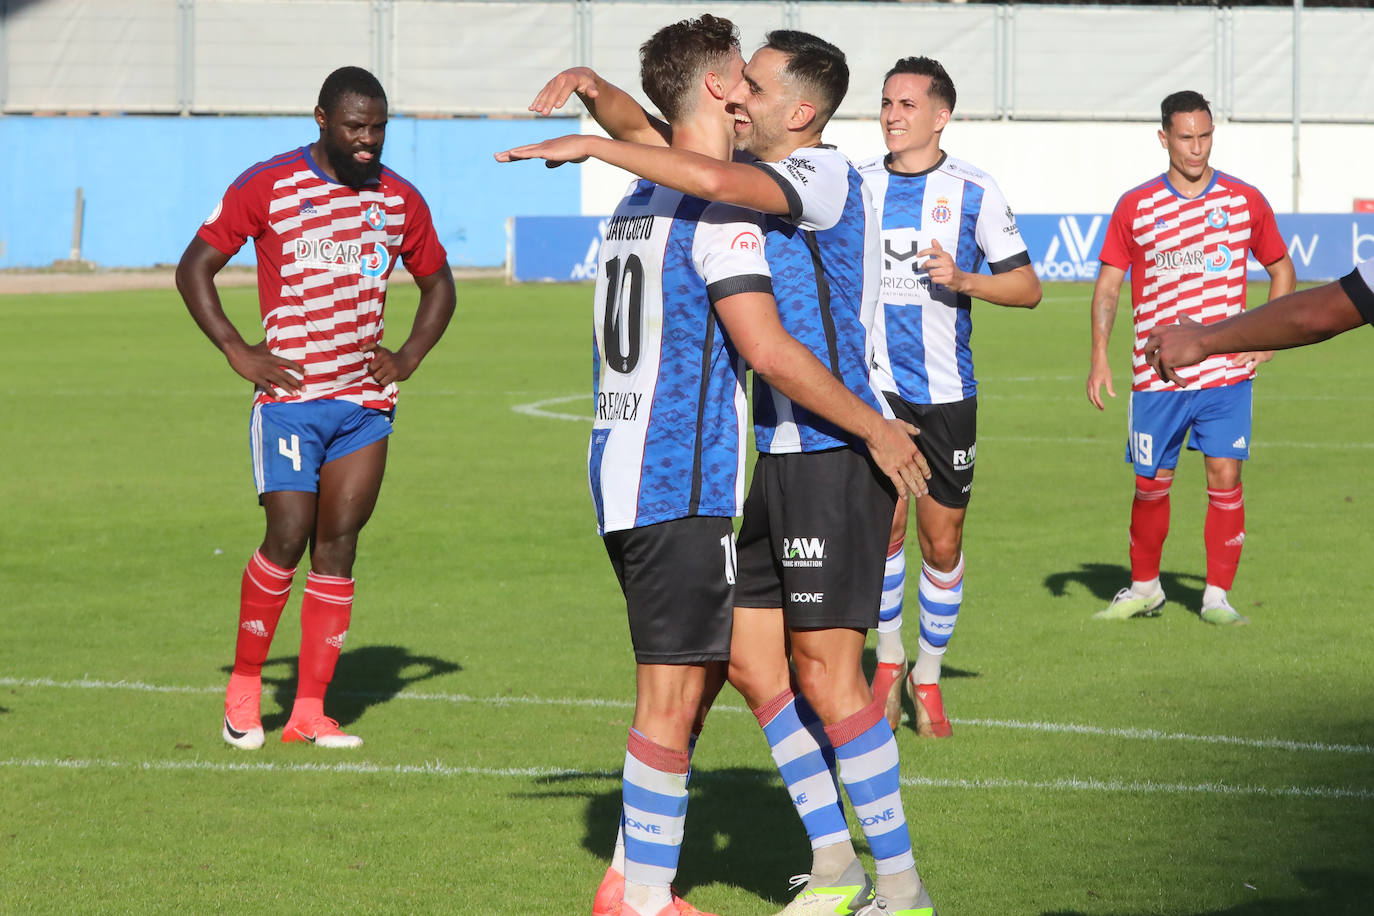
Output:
[731,231,762,252]
[364,203,386,231]
[930,197,952,224]
[1206,207,1229,229]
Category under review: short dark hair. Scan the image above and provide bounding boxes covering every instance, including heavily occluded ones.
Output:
[764,30,848,129]
[640,15,740,123]
[1161,90,1211,131]
[318,66,387,115]
[884,56,957,114]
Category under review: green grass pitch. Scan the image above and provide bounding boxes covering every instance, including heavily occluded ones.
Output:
[2,279,1372,915]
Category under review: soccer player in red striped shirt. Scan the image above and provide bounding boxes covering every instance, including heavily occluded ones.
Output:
[1087,90,1294,625]
[177,67,455,748]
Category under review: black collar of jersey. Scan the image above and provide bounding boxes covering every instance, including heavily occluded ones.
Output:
[884,150,947,178]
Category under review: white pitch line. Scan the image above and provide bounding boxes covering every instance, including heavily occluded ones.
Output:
[509,395,1374,449]
[3,757,1370,801]
[5,676,1372,757]
[511,393,587,422]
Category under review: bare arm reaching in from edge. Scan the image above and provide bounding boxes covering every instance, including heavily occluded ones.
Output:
[526,67,670,148]
[1228,253,1298,372]
[359,263,457,387]
[715,289,931,498]
[920,238,1041,309]
[176,237,306,395]
[1146,276,1367,385]
[496,135,793,217]
[1086,263,1128,410]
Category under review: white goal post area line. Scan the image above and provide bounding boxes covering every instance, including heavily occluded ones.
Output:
[509,394,1374,449]
[2,676,1371,758]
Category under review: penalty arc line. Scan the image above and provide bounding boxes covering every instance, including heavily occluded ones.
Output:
[3,676,1372,757]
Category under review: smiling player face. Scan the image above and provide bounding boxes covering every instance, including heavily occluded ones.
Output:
[316,92,387,189]
[724,46,795,161]
[880,72,949,166]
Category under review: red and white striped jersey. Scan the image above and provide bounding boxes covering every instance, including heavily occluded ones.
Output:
[1099,170,1287,392]
[198,144,447,409]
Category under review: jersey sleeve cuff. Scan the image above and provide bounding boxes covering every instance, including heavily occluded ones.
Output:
[706,274,773,304]
[988,251,1032,274]
[748,161,803,222]
[196,228,243,258]
[1338,267,1374,327]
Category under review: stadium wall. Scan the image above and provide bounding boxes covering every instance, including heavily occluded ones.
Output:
[0,115,578,270]
[5,115,1374,271]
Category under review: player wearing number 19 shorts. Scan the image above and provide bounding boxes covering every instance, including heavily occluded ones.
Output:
[1087,89,1294,626]
[178,66,455,750]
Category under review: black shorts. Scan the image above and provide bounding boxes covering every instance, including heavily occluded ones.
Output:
[603,515,735,665]
[884,394,977,509]
[734,448,897,630]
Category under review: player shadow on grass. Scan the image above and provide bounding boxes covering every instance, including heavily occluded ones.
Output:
[532,765,819,905]
[1041,866,1374,916]
[1044,562,1207,617]
[223,645,461,731]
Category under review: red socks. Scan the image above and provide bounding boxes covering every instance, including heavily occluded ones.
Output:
[233,550,295,678]
[1205,484,1245,590]
[1129,475,1172,582]
[292,572,354,718]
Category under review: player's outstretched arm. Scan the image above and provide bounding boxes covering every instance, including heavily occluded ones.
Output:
[1086,263,1127,410]
[362,264,457,387]
[715,290,931,498]
[1145,279,1367,385]
[527,67,670,147]
[1231,253,1300,370]
[176,237,305,394]
[496,136,792,216]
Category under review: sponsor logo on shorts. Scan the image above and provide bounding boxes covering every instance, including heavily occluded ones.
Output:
[952,443,976,471]
[1232,435,1247,449]
[790,592,824,604]
[782,537,825,568]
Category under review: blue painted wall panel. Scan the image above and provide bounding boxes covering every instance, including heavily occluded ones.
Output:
[0,116,580,268]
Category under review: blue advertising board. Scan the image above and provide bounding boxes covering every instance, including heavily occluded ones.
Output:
[511,213,1374,284]
[1019,214,1374,284]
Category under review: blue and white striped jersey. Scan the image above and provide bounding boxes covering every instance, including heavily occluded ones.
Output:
[750,146,889,453]
[589,179,772,535]
[860,153,1030,404]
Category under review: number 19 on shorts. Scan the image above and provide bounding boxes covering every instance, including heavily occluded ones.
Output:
[1130,431,1154,467]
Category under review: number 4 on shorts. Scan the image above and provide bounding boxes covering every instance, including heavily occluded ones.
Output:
[278,434,302,472]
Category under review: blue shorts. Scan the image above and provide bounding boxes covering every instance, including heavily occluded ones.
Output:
[250,400,393,495]
[1125,380,1252,477]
